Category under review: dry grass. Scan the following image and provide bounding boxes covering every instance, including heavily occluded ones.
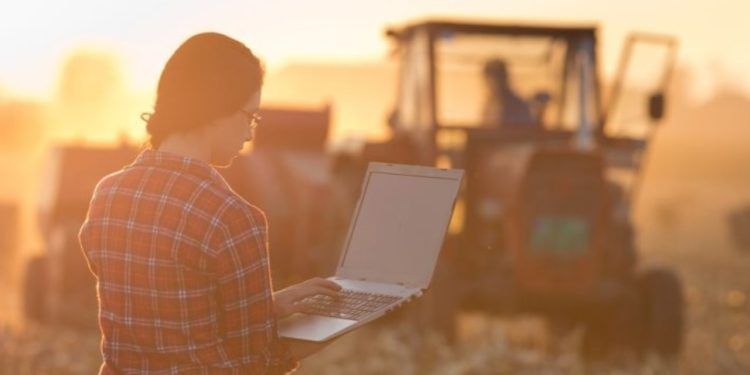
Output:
[0,324,100,375]
[1,183,749,374]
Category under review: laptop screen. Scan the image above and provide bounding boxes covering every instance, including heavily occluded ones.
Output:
[336,163,463,289]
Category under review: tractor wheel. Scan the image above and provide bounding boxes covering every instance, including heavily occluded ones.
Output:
[637,268,684,359]
[23,255,48,323]
[581,282,645,362]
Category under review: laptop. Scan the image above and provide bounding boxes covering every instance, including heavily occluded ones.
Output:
[278,162,464,342]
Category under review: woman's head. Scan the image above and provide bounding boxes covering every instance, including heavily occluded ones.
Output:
[144,32,264,152]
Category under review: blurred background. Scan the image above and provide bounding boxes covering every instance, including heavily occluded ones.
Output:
[1,0,749,373]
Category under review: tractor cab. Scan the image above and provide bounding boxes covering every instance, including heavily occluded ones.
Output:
[386,19,675,157]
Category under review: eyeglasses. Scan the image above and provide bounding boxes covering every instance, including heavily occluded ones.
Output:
[242,110,262,130]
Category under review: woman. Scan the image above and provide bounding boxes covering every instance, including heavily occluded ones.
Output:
[79,32,340,374]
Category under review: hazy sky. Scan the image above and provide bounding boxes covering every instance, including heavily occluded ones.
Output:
[1,0,749,100]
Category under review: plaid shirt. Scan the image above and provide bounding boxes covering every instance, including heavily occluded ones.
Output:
[79,150,298,374]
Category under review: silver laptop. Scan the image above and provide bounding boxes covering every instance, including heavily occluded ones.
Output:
[278,162,464,342]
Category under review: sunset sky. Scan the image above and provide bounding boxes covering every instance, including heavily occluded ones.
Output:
[1,0,749,101]
[1,1,749,322]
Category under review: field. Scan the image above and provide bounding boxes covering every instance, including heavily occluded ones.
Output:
[1,176,749,374]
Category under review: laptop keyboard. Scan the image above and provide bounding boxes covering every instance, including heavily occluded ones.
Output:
[299,289,402,321]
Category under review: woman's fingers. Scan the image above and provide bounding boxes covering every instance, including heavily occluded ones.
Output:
[286,280,341,301]
[293,285,340,301]
[274,278,359,318]
[275,278,344,317]
[307,278,342,291]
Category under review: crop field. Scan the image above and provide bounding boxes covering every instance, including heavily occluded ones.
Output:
[2,181,749,374]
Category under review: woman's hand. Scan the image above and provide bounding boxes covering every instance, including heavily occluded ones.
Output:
[273,277,342,319]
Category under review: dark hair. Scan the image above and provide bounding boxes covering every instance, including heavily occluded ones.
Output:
[143,32,264,149]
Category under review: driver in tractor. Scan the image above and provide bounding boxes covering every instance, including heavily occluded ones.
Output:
[482,59,549,128]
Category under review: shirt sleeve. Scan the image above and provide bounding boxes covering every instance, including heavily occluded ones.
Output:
[213,205,299,374]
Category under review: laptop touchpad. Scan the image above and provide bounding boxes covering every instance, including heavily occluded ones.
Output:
[279,314,357,342]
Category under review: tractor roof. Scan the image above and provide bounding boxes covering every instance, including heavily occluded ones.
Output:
[386,18,597,40]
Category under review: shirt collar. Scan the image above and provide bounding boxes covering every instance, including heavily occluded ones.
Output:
[129,149,228,186]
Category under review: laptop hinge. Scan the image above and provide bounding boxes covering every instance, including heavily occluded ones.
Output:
[353,277,405,287]
[335,277,421,291]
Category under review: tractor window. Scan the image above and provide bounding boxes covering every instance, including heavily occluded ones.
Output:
[434,32,569,129]
[605,37,676,139]
[395,30,433,135]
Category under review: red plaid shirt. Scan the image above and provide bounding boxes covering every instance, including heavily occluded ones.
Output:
[79,150,298,374]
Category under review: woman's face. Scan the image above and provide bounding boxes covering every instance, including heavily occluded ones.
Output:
[207,90,261,167]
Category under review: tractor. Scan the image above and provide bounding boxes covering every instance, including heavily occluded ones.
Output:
[348,19,684,360]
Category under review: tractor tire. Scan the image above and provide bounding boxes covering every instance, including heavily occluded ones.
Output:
[23,255,48,323]
[581,283,645,362]
[637,268,684,359]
